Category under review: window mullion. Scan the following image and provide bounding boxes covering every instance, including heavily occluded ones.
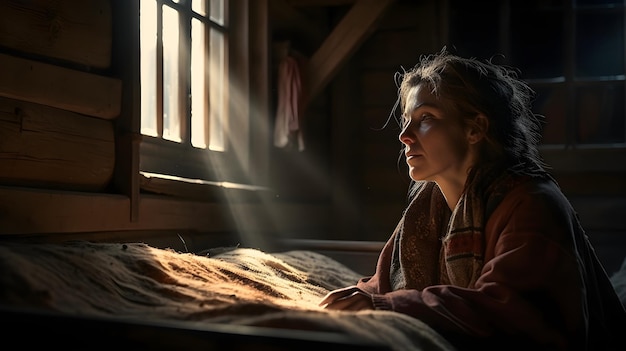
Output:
[564,0,575,148]
[156,2,164,138]
[204,19,211,149]
[180,6,191,146]
[622,2,626,144]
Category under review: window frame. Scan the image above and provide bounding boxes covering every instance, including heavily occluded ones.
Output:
[527,1,626,174]
[446,0,626,175]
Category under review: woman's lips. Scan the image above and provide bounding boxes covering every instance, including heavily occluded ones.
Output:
[405,153,422,160]
[405,154,424,166]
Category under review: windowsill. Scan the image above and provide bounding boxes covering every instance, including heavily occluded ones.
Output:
[537,146,626,196]
[139,171,272,201]
[139,136,251,184]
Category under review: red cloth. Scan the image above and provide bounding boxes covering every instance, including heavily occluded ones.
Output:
[274,56,304,151]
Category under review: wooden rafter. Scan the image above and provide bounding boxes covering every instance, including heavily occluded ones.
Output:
[304,0,395,105]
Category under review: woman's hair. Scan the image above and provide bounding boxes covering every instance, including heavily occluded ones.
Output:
[394,48,548,182]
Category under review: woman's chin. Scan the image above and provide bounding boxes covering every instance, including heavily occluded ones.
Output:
[409,169,435,182]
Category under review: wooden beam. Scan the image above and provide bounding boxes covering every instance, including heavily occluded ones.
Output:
[110,0,141,222]
[0,53,122,119]
[0,186,228,235]
[246,0,271,186]
[0,0,112,69]
[0,96,115,191]
[0,186,330,237]
[305,0,395,104]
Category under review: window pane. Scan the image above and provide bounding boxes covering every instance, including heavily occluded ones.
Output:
[534,86,567,145]
[163,5,181,142]
[576,85,625,144]
[511,10,564,79]
[210,0,224,25]
[192,0,206,16]
[209,27,225,151]
[576,12,624,78]
[191,18,207,148]
[140,0,158,137]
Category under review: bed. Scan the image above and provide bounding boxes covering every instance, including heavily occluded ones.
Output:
[1,240,625,350]
[0,241,457,351]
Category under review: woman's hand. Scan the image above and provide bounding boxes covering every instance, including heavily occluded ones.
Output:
[319,286,374,311]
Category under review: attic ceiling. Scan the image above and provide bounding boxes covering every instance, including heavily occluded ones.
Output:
[269,0,395,105]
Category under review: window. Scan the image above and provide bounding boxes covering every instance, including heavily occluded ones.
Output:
[448,0,626,149]
[139,0,253,185]
[445,0,626,182]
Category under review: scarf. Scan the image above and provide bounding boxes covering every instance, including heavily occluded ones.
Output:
[390,172,528,290]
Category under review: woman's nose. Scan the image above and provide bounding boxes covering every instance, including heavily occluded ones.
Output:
[399,123,415,145]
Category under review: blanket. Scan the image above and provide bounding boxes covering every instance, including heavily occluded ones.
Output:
[0,241,456,351]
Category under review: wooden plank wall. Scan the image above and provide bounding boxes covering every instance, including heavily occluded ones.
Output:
[351,0,442,241]
[0,0,119,192]
[0,0,112,69]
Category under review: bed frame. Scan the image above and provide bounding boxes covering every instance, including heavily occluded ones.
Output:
[1,305,389,350]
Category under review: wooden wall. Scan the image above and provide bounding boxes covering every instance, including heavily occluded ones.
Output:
[0,0,119,192]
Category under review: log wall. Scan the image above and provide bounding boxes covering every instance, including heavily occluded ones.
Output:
[0,0,112,69]
[0,0,119,192]
[0,97,114,191]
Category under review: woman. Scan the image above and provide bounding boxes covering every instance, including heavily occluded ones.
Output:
[319,50,626,350]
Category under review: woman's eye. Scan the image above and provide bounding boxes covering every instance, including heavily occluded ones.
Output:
[402,113,434,128]
[420,114,434,122]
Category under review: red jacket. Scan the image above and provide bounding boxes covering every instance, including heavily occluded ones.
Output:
[357,178,626,350]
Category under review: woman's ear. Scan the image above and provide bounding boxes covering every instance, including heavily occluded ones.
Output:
[467,114,489,144]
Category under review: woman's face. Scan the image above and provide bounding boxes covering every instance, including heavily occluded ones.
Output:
[399,84,475,184]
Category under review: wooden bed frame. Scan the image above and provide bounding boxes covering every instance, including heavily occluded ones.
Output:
[1,306,389,350]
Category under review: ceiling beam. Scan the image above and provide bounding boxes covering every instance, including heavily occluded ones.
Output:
[304,0,395,105]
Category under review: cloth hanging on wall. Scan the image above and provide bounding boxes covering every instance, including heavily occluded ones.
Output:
[274,55,305,151]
